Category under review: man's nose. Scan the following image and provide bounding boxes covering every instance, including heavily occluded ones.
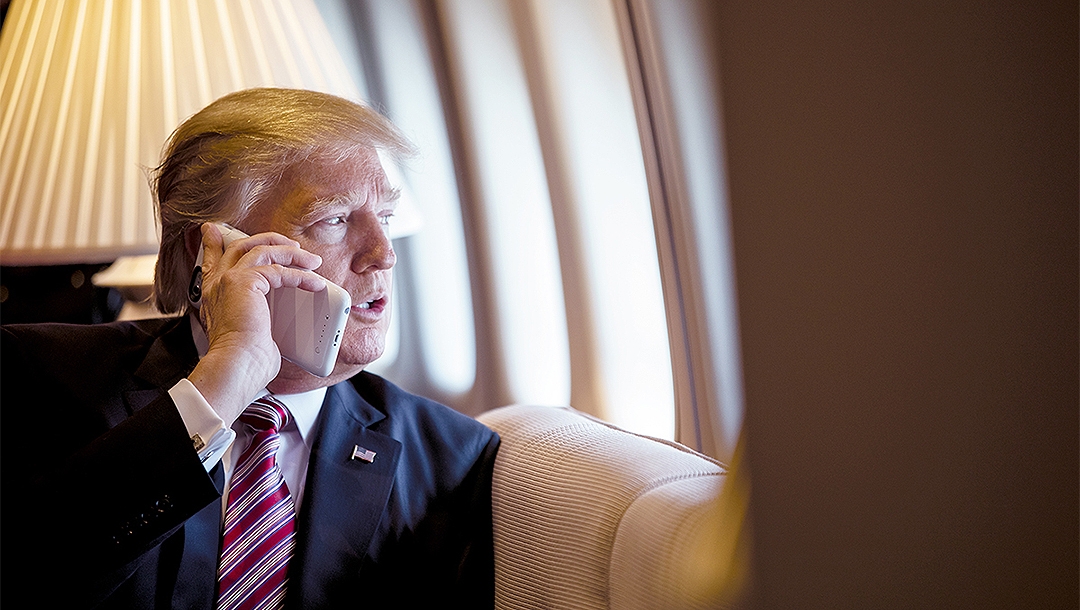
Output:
[351,216,396,273]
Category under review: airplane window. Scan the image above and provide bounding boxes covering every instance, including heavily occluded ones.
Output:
[623,0,744,456]
[438,0,573,407]
[520,0,675,438]
[658,1,744,452]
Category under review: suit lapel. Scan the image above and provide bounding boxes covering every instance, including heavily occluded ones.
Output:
[289,380,402,609]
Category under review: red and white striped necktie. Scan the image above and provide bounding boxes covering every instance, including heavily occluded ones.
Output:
[217,395,296,610]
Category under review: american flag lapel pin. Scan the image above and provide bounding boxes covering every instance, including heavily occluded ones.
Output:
[351,445,377,463]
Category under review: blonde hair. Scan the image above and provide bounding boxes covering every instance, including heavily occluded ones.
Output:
[150,87,414,314]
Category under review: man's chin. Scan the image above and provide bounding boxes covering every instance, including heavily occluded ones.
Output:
[335,333,386,369]
[268,335,384,392]
[268,358,361,394]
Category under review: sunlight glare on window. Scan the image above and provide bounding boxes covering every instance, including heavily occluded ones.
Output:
[527,0,674,439]
[442,0,571,407]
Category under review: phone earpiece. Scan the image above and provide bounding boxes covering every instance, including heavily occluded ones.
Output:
[189,229,209,307]
[188,265,203,306]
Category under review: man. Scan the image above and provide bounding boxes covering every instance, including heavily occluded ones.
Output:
[2,88,499,609]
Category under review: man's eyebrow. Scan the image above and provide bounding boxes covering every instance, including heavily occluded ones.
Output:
[383,184,402,203]
[297,186,401,225]
[375,175,402,205]
[296,193,361,225]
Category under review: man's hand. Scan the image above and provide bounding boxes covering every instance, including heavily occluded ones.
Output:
[186,223,326,424]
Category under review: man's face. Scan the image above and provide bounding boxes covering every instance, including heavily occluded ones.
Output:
[244,148,397,379]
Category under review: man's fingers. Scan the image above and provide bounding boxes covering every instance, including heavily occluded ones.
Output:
[199,226,332,327]
[214,265,329,299]
[261,265,329,294]
[232,243,323,272]
[205,229,321,273]
[200,227,325,288]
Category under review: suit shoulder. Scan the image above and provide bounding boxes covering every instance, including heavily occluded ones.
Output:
[1,317,185,387]
[351,372,498,450]
[3,317,179,351]
[348,372,498,501]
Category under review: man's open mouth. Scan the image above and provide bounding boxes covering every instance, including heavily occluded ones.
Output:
[354,297,386,313]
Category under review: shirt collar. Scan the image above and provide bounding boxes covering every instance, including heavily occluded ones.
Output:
[270,389,326,443]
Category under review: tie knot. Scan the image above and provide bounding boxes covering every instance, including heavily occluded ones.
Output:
[239,395,291,433]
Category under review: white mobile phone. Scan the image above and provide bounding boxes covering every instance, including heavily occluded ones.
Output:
[192,223,351,377]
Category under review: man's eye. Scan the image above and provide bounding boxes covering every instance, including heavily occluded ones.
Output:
[379,214,394,226]
[324,216,346,226]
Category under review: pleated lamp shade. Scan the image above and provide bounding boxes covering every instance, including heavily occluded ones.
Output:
[0,0,365,265]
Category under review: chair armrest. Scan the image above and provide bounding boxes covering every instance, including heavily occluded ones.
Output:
[478,404,729,610]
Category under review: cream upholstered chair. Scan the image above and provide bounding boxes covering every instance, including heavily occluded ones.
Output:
[477,405,738,610]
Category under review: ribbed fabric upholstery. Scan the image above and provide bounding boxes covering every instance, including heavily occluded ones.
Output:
[611,477,734,610]
[477,405,727,610]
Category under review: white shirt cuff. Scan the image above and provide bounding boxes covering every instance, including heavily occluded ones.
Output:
[169,378,235,472]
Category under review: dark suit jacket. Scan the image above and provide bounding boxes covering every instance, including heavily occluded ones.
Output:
[1,316,499,609]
